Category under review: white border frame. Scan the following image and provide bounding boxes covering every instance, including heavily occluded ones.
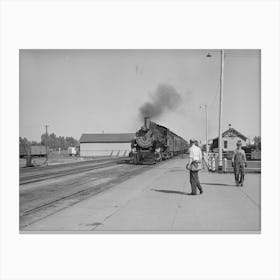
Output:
[1,1,280,279]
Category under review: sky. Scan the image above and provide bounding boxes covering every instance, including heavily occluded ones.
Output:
[19,49,260,143]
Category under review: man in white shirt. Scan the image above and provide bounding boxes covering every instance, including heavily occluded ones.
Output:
[187,139,203,195]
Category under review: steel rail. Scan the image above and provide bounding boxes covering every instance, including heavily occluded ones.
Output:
[20,158,128,185]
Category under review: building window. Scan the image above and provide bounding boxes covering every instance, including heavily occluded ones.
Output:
[224,140,228,149]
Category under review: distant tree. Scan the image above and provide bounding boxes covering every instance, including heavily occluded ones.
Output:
[19,137,30,146]
[41,133,47,146]
[41,133,79,150]
[253,136,261,150]
[57,136,66,150]
[65,136,79,147]
[246,136,261,151]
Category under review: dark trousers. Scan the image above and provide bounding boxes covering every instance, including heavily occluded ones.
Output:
[234,164,245,185]
[190,170,203,194]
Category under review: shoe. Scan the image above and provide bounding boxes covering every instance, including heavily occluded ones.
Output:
[240,183,243,186]
[187,193,197,195]
[200,190,203,195]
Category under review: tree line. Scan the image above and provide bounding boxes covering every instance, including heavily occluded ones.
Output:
[248,136,261,151]
[20,133,79,150]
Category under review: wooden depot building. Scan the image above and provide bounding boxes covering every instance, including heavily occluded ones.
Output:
[210,124,248,153]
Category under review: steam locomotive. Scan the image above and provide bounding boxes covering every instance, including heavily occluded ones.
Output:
[130,117,188,164]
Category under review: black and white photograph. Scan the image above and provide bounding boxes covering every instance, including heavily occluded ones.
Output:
[19,49,261,232]
[1,1,280,280]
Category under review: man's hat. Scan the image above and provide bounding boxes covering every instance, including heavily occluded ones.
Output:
[236,140,242,146]
[189,138,196,144]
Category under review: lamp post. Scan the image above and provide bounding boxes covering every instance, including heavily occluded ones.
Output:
[206,49,224,171]
[218,49,224,171]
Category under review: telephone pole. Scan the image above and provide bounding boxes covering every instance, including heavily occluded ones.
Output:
[218,49,224,171]
[200,104,208,155]
[45,125,49,161]
[206,49,225,172]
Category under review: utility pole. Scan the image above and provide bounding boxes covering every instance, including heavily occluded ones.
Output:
[45,125,49,161]
[206,49,225,172]
[200,104,208,155]
[218,49,224,171]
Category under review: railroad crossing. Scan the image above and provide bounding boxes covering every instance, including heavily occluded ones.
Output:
[20,157,260,232]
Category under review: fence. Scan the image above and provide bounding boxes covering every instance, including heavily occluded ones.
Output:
[204,152,261,173]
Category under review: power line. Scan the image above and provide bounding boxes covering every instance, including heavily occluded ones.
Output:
[204,50,260,55]
[225,54,260,57]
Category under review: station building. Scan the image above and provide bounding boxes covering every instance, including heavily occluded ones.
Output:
[79,133,135,157]
[210,124,248,152]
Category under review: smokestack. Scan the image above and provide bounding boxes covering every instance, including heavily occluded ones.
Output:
[144,117,151,130]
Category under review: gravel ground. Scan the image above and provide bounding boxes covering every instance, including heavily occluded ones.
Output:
[20,161,150,229]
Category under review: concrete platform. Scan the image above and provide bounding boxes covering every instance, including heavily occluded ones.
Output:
[22,158,261,233]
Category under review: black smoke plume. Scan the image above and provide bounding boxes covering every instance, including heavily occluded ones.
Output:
[139,84,182,119]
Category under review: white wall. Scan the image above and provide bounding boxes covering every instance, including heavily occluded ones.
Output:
[80,142,131,157]
[222,136,246,151]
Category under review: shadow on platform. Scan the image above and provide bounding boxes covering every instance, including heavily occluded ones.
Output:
[201,182,236,187]
[150,189,189,195]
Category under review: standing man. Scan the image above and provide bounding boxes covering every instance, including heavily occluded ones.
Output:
[187,139,203,195]
[232,140,247,186]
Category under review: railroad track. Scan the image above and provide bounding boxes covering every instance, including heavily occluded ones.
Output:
[20,156,119,173]
[20,164,150,229]
[20,157,129,185]
[20,157,182,229]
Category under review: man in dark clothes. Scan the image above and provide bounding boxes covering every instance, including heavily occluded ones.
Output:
[232,140,247,186]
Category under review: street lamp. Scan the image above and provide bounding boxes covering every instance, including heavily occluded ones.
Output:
[206,49,224,172]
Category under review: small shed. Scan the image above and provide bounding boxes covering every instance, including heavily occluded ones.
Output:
[211,124,247,152]
[79,133,135,157]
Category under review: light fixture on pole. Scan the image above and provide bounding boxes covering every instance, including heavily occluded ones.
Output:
[218,49,224,171]
[206,49,224,172]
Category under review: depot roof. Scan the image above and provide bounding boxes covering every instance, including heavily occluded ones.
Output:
[80,133,135,143]
[212,127,247,141]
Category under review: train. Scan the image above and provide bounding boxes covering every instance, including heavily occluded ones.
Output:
[130,117,188,164]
